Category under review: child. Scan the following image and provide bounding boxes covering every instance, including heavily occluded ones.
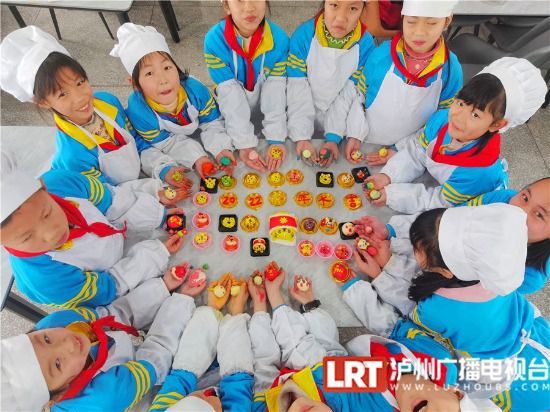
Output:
[204,0,289,171]
[0,267,206,411]
[148,275,254,411]
[287,0,375,167]
[111,23,235,180]
[0,26,191,208]
[1,152,184,308]
[465,177,550,295]
[366,57,547,214]
[359,0,463,165]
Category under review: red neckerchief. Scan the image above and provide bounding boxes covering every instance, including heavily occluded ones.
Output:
[161,107,191,126]
[5,194,126,258]
[60,316,139,400]
[431,124,501,167]
[390,33,448,87]
[97,127,127,151]
[223,15,264,91]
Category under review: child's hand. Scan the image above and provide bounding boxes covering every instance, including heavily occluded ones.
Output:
[216,150,237,175]
[158,187,192,206]
[207,273,233,311]
[353,245,382,279]
[345,137,363,164]
[265,269,286,308]
[319,141,339,167]
[178,276,207,298]
[194,156,218,179]
[352,216,389,240]
[296,140,319,164]
[163,232,185,254]
[266,144,286,171]
[366,187,387,207]
[162,261,190,291]
[289,275,314,305]
[228,278,249,315]
[239,148,268,172]
[247,276,267,313]
[366,148,395,166]
[164,166,193,189]
[364,237,392,268]
[366,173,391,189]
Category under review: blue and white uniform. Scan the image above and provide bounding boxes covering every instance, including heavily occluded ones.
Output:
[287,13,375,143]
[381,109,508,214]
[204,17,289,148]
[361,34,462,148]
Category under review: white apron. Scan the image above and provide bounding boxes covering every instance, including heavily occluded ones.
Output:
[232,51,266,109]
[306,37,359,113]
[74,108,141,185]
[47,198,124,271]
[366,63,443,146]
[100,331,135,372]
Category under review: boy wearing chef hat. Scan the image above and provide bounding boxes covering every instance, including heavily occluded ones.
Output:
[367,57,547,214]
[111,23,235,180]
[0,26,190,214]
[0,151,184,308]
[0,268,205,412]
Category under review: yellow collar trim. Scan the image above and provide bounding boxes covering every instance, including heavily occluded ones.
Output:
[396,36,447,78]
[145,86,187,115]
[54,99,119,150]
[265,366,322,412]
[315,13,362,49]
[234,20,274,60]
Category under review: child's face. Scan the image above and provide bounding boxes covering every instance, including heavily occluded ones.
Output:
[395,375,460,412]
[324,1,364,39]
[137,52,181,107]
[448,98,505,143]
[288,396,333,412]
[224,0,267,38]
[37,67,94,126]
[402,16,450,54]
[0,189,69,253]
[28,328,91,393]
[509,179,550,243]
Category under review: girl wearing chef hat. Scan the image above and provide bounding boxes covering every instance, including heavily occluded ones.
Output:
[357,0,463,166]
[111,23,235,180]
[0,151,185,308]
[405,204,550,410]
[286,0,375,168]
[203,0,289,172]
[367,57,547,214]
[0,26,191,209]
[0,269,205,412]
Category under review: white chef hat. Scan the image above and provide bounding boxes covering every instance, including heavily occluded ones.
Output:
[1,151,42,223]
[167,396,215,412]
[438,203,527,296]
[0,26,70,102]
[110,23,171,75]
[402,0,457,17]
[1,334,50,412]
[479,57,547,131]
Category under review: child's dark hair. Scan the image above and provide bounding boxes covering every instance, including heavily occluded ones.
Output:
[131,51,189,93]
[525,177,550,274]
[408,208,479,302]
[455,73,507,155]
[33,52,88,102]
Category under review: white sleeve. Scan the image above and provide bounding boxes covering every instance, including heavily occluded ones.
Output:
[105,183,165,232]
[249,312,280,392]
[215,79,258,149]
[385,183,452,214]
[172,306,220,377]
[260,76,288,143]
[115,178,163,198]
[342,280,399,337]
[135,293,196,383]
[96,278,170,330]
[371,254,419,316]
[218,313,254,377]
[140,146,177,179]
[271,305,326,370]
[109,239,170,296]
[287,77,315,141]
[158,135,207,169]
[200,118,234,158]
[381,132,427,183]
[388,214,419,239]
[345,86,369,141]
[394,128,422,152]
[324,80,367,142]
[303,308,347,357]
